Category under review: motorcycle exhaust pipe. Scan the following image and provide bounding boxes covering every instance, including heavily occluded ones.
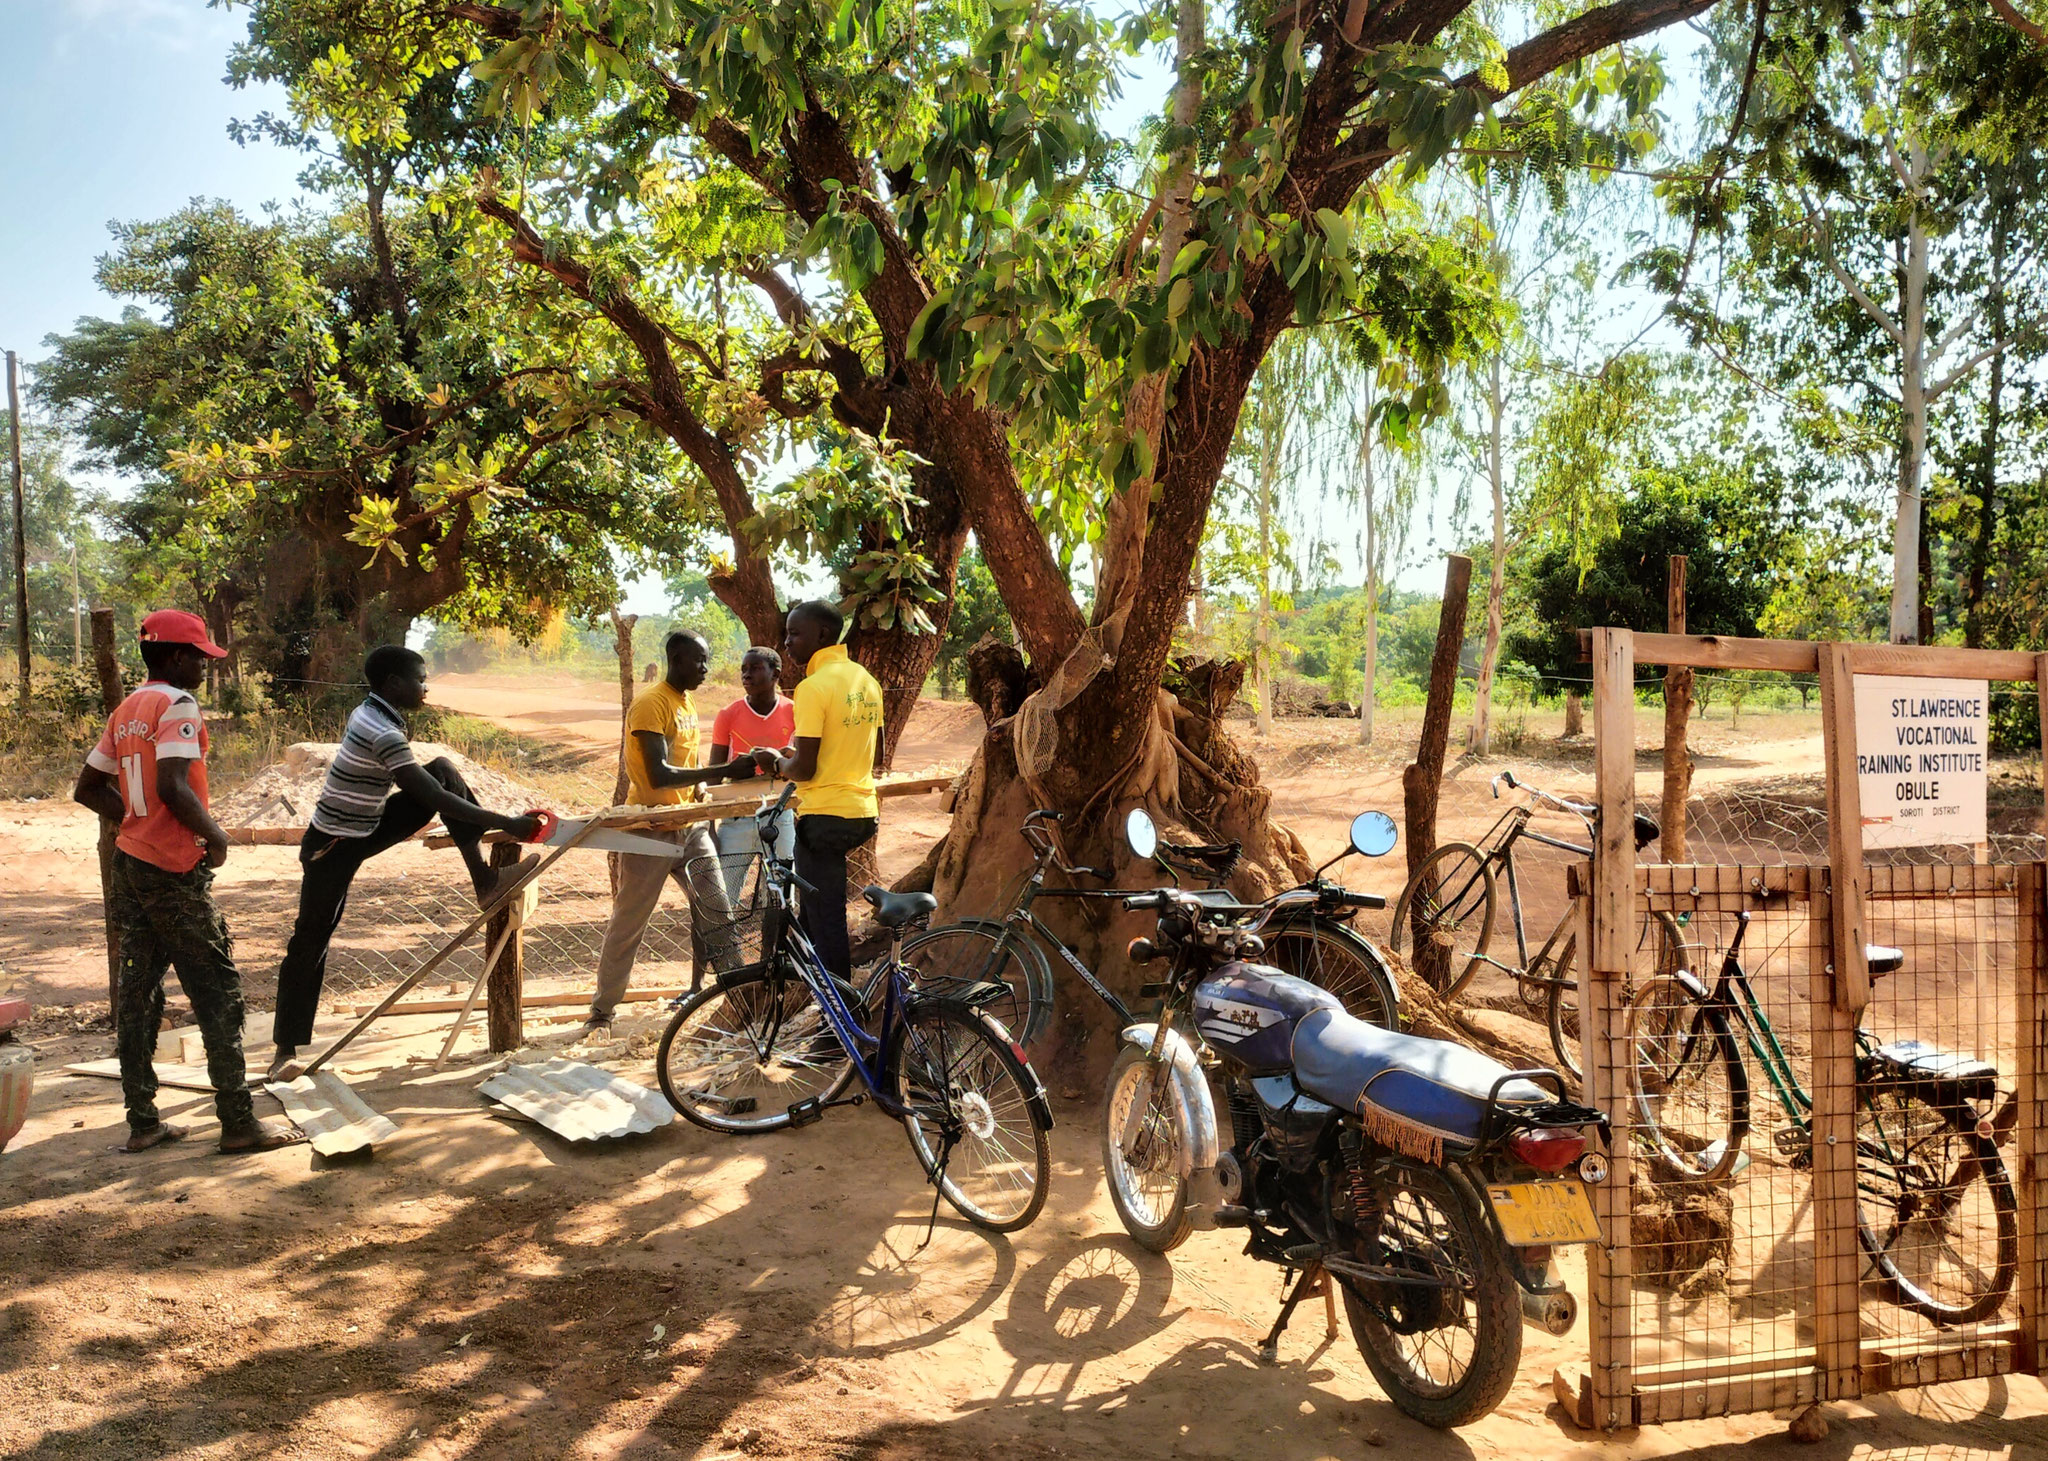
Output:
[1521,1289,1577,1337]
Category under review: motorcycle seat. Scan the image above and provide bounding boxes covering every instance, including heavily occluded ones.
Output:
[861,886,938,929]
[1290,1006,1550,1145]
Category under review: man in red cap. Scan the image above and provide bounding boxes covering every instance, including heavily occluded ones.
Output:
[72,611,300,1154]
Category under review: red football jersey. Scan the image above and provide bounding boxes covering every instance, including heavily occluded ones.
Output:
[87,683,211,872]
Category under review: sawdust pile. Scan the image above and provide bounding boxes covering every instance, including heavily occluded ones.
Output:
[213,742,553,829]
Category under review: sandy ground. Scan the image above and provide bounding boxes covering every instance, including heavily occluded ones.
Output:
[3,678,2042,1459]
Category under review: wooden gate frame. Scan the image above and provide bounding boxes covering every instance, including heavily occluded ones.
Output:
[1563,630,2048,1429]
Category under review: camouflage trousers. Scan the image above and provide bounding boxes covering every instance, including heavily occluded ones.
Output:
[108,851,255,1135]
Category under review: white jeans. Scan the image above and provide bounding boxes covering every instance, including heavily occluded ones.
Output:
[591,824,737,1015]
[713,808,795,902]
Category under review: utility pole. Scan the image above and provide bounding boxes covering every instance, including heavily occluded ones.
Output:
[7,351,27,709]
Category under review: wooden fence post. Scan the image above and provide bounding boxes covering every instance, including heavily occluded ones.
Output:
[1586,626,1636,1429]
[1817,644,1871,1014]
[2015,859,2046,1375]
[91,607,124,1008]
[1661,556,1691,863]
[485,841,527,1052]
[1805,881,1863,1398]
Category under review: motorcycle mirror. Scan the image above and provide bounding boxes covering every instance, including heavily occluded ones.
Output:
[1125,807,1159,861]
[1349,810,1398,858]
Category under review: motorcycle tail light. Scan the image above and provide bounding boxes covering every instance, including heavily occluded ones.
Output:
[1508,1128,1587,1174]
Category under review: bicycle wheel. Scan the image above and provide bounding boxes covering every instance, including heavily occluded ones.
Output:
[889,999,1051,1232]
[1264,918,1399,1028]
[656,966,859,1133]
[1549,913,1685,1084]
[896,919,1054,1047]
[1856,1088,2018,1325]
[1543,933,1583,1081]
[1624,975,1749,1181]
[1101,1046,1194,1252]
[1389,843,1497,998]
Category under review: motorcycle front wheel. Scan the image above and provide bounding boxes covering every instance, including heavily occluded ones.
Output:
[1342,1162,1521,1429]
[1100,1046,1195,1253]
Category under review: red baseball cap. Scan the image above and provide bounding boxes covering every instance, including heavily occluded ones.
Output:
[139,609,229,658]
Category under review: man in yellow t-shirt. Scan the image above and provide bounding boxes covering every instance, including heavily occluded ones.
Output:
[750,601,883,979]
[582,630,744,1038]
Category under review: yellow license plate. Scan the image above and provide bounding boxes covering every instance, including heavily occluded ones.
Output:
[1487,1180,1602,1246]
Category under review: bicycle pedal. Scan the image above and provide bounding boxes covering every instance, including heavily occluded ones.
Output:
[786,1097,825,1128]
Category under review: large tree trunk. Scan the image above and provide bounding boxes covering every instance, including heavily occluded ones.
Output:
[1889,197,1931,644]
[1964,185,2008,649]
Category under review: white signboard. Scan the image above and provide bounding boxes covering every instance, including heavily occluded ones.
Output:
[1852,675,1988,849]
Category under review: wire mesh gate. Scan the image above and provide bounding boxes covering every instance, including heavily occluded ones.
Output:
[1563,631,2048,1429]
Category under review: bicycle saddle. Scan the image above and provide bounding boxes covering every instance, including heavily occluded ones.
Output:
[862,886,938,929]
[1161,839,1243,875]
[1632,812,1660,850]
[1865,944,1903,975]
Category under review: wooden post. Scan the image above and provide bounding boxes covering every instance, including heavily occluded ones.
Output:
[1817,644,1871,1013]
[608,609,638,895]
[1402,554,1473,884]
[1660,556,1691,863]
[91,607,124,1007]
[7,351,27,710]
[485,841,527,1052]
[1806,881,1863,1398]
[1586,625,1636,1428]
[2014,859,2046,1376]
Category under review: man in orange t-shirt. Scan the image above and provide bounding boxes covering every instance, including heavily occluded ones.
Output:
[708,646,796,898]
[73,611,299,1155]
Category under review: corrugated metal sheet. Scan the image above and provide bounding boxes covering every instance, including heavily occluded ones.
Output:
[476,1057,673,1141]
[65,1058,216,1092]
[266,1072,400,1156]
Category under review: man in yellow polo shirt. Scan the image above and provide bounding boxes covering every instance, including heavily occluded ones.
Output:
[581,630,744,1038]
[751,601,883,979]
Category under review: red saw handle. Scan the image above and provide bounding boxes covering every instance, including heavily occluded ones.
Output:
[523,808,558,844]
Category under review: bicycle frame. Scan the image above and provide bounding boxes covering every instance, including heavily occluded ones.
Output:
[1442,803,1591,986]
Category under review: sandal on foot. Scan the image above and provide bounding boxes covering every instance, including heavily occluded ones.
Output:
[218,1118,306,1154]
[121,1122,188,1153]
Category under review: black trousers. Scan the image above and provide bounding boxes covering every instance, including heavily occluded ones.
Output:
[794,814,877,981]
[272,761,487,1047]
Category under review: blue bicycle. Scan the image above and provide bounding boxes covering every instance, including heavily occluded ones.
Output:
[655,785,1053,1232]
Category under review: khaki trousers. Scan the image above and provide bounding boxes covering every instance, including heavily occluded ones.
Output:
[591,823,738,1016]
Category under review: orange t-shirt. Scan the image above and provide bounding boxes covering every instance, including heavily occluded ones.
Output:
[711,694,796,758]
[86,683,210,872]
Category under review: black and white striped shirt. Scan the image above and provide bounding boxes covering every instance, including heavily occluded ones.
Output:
[310,694,418,838]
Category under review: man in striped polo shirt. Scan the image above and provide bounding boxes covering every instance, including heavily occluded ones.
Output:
[268,645,539,1078]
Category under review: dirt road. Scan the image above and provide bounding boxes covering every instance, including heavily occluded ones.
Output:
[6,682,2041,1458]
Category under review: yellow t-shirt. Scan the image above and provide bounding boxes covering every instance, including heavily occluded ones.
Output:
[793,645,882,820]
[623,680,701,807]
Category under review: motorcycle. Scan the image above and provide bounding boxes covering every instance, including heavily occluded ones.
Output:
[1104,809,1610,1429]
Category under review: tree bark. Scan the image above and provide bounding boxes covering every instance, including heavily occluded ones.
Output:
[1564,688,1584,739]
[1358,377,1378,747]
[1403,556,1473,991]
[1661,556,1692,864]
[1965,175,2010,650]
[1889,168,1931,644]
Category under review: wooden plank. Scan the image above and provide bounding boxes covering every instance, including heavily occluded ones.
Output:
[1818,643,1872,1015]
[350,985,686,1018]
[1631,1346,1829,1388]
[2017,862,2047,1376]
[1860,1331,2020,1393]
[1576,889,1634,1431]
[1844,642,2041,683]
[1865,863,2014,899]
[265,1072,400,1156]
[1591,627,1637,973]
[1661,556,1692,865]
[1640,864,1817,911]
[1579,630,2044,682]
[1633,1367,1822,1426]
[1806,881,1861,1401]
[1551,1368,1592,1429]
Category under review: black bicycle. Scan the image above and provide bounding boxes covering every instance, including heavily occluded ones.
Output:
[898,808,1403,1045]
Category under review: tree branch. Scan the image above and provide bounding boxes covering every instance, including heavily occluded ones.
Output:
[1799,190,1906,345]
[1928,334,2017,401]
[1990,0,2048,45]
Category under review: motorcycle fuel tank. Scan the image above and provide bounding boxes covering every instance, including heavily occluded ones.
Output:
[1193,963,1343,1076]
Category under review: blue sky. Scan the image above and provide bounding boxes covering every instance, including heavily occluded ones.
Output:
[1,2,305,369]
